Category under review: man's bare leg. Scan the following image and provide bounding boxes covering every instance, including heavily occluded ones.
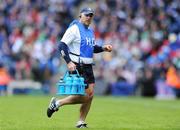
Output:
[79,83,94,121]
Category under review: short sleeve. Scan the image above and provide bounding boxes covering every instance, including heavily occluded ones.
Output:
[61,25,78,45]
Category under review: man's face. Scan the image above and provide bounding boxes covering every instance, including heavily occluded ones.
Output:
[80,13,94,26]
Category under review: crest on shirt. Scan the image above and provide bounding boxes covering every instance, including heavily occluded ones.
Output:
[85,37,95,47]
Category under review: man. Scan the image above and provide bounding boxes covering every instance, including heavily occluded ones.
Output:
[47,7,112,128]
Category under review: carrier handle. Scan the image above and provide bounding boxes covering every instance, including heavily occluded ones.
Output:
[63,69,80,79]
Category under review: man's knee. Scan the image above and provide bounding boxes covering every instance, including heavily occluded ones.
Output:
[86,83,95,99]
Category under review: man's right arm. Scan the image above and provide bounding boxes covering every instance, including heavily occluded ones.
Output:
[58,42,71,64]
[59,24,78,71]
[58,42,76,71]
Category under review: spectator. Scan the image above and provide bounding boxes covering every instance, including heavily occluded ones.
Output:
[166,63,180,98]
[0,62,11,95]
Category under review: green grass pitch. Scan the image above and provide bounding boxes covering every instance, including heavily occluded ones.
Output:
[0,95,180,130]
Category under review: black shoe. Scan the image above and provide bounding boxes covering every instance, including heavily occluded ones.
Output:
[76,124,88,128]
[47,97,59,118]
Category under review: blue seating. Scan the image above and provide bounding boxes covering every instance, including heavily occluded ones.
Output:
[111,82,134,96]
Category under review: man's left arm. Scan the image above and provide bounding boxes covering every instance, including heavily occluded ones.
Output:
[94,45,112,53]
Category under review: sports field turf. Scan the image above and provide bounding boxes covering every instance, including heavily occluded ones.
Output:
[0,95,180,130]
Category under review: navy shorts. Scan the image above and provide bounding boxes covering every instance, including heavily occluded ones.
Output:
[73,63,95,89]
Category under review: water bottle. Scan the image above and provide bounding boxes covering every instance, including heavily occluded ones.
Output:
[71,76,79,94]
[65,76,72,94]
[79,77,85,95]
[58,79,65,94]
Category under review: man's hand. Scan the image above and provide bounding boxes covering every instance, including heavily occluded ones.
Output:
[67,61,76,71]
[103,45,112,52]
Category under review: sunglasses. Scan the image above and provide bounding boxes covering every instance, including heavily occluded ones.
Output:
[85,13,93,17]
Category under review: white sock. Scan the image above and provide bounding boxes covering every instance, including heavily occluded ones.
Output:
[55,100,61,108]
[77,120,85,125]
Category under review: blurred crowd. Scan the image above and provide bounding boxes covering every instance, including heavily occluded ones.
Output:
[0,0,179,97]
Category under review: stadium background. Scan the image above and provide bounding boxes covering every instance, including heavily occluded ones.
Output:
[0,0,179,98]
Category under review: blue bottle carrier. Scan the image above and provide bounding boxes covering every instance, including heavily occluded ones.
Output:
[57,70,86,95]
